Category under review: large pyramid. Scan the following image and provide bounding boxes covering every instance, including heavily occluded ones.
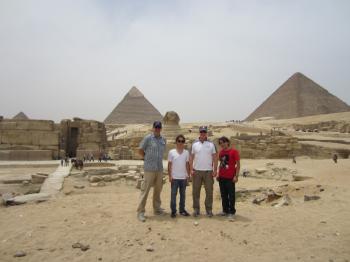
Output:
[12,111,29,120]
[246,72,350,121]
[104,86,163,124]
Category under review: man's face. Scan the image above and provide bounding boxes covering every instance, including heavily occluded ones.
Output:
[199,131,207,140]
[176,137,185,149]
[153,127,161,136]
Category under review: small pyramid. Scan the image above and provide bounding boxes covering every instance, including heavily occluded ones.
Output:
[12,112,29,120]
[246,72,350,120]
[104,86,163,124]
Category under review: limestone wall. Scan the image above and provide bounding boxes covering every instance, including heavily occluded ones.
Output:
[75,120,107,159]
[0,119,59,160]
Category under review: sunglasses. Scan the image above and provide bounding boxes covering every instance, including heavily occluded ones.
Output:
[177,140,185,143]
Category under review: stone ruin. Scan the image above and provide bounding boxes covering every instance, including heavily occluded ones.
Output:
[0,119,60,160]
[0,117,107,160]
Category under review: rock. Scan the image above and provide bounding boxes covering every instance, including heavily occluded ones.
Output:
[292,175,311,181]
[320,188,325,192]
[22,181,30,186]
[255,168,267,174]
[31,174,47,184]
[14,251,26,257]
[74,185,85,189]
[266,190,282,202]
[136,179,143,189]
[193,221,199,226]
[304,195,321,201]
[6,193,50,205]
[1,192,14,205]
[274,195,291,207]
[97,181,106,187]
[89,176,101,183]
[72,242,90,251]
[102,175,112,182]
[252,196,266,205]
[111,174,121,181]
[146,245,154,252]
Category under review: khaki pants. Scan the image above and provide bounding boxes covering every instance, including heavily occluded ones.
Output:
[192,170,214,212]
[137,171,163,213]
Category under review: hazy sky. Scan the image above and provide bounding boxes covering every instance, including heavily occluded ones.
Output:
[0,0,349,123]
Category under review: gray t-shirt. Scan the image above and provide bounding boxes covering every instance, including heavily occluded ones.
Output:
[139,134,166,172]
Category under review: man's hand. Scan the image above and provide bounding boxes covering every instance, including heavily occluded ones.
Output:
[169,175,172,183]
[190,170,195,177]
[233,176,238,183]
[212,170,217,177]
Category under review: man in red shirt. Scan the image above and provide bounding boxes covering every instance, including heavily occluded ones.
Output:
[217,136,240,220]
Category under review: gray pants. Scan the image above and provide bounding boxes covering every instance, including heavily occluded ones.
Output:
[192,170,214,212]
[137,171,163,214]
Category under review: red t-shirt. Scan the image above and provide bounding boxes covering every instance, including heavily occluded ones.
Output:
[219,148,240,179]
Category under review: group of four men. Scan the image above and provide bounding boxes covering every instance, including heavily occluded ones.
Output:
[136,121,240,222]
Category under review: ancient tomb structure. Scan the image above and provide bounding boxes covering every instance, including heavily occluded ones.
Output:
[60,118,107,159]
[246,72,350,121]
[104,86,163,125]
[0,117,107,160]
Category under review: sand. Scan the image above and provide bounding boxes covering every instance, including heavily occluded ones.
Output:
[0,159,349,262]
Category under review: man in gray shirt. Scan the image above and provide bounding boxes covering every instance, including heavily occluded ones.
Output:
[137,121,166,222]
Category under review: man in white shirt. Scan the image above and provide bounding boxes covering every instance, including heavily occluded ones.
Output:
[168,134,190,218]
[190,126,218,217]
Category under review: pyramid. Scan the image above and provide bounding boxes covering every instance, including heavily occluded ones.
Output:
[104,86,163,124]
[12,111,29,120]
[245,72,350,121]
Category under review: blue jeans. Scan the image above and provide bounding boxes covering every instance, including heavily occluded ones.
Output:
[170,179,187,214]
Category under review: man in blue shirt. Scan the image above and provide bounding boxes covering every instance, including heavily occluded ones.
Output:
[137,121,166,222]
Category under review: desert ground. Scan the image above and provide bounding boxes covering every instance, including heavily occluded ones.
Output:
[0,158,349,262]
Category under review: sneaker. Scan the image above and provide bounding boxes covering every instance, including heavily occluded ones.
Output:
[154,208,165,215]
[180,210,190,216]
[193,210,200,217]
[137,212,146,222]
[227,214,235,221]
[171,212,176,218]
[217,211,227,216]
[206,211,213,217]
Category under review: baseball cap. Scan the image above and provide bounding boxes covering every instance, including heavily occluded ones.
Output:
[153,121,162,129]
[199,126,208,132]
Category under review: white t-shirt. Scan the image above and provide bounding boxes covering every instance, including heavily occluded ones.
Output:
[168,149,189,179]
[191,140,216,171]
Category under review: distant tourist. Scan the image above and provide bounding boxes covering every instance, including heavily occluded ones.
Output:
[83,154,86,162]
[292,156,297,164]
[217,136,240,220]
[64,156,69,166]
[242,168,249,177]
[137,121,166,222]
[190,126,218,217]
[333,153,338,164]
[168,134,190,218]
[60,158,64,166]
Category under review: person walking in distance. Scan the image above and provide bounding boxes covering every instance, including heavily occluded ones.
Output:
[168,134,190,218]
[190,126,218,217]
[137,121,166,222]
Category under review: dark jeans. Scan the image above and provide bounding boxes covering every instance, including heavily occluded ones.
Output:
[218,178,236,214]
[170,179,187,214]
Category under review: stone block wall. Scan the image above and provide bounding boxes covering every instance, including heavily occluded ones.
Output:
[0,119,59,160]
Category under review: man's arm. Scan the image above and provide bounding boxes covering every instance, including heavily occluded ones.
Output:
[168,161,173,182]
[234,160,240,183]
[138,149,145,159]
[186,161,190,178]
[212,152,218,177]
[189,153,195,176]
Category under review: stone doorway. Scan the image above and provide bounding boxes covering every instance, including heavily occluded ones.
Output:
[68,127,79,157]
